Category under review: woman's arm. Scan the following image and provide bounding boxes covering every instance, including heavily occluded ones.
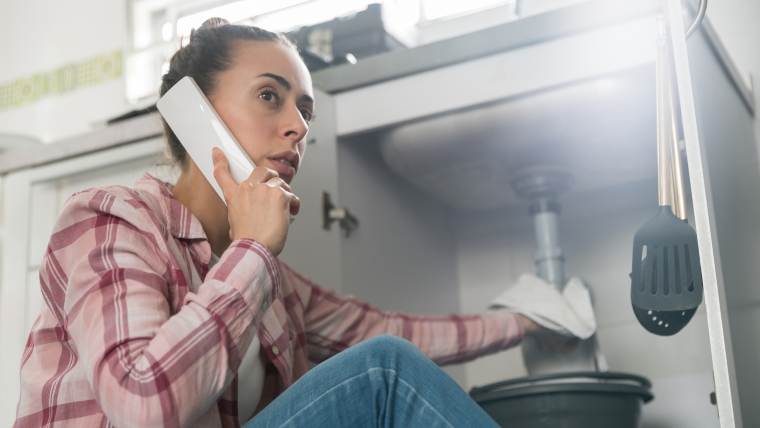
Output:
[53,190,278,427]
[283,264,525,366]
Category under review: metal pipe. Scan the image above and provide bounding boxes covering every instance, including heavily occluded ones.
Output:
[531,199,565,288]
[686,0,708,38]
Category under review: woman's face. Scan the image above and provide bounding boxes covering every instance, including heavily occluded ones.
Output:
[208,40,314,184]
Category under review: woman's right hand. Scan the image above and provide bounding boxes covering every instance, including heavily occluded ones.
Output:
[517,314,580,353]
[212,147,301,256]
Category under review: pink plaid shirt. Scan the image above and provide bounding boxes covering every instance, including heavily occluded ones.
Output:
[14,173,524,428]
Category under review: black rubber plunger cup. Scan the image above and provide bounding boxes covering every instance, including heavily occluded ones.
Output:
[631,18,702,336]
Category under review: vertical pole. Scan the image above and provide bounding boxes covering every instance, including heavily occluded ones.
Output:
[532,200,565,287]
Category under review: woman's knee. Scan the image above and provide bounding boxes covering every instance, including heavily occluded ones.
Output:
[355,335,430,369]
[362,335,418,354]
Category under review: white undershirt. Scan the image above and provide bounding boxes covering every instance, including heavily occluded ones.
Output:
[208,253,266,423]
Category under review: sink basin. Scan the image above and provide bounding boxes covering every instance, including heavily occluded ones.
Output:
[379,65,656,211]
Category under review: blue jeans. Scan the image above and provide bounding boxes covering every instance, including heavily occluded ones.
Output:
[244,335,499,427]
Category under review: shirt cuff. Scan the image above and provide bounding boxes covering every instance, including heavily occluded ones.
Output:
[183,239,280,372]
[204,239,282,310]
[485,308,525,349]
[188,238,281,327]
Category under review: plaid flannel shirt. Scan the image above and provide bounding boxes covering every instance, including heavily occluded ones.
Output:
[14,173,523,427]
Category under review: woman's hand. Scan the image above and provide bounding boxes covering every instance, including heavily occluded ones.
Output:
[516,314,580,353]
[212,147,301,256]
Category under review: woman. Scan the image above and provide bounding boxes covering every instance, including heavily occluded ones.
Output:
[14,19,552,427]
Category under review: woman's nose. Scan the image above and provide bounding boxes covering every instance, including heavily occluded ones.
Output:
[282,105,309,143]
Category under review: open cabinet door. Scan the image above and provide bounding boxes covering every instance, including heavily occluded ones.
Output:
[666,0,752,426]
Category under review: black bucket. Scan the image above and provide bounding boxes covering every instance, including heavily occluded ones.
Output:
[470,371,653,428]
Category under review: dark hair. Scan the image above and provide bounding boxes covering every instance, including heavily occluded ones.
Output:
[159,17,296,167]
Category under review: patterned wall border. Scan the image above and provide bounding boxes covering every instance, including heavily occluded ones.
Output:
[0,49,124,112]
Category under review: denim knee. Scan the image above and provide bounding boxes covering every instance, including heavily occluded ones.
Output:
[356,335,428,369]
[362,335,418,355]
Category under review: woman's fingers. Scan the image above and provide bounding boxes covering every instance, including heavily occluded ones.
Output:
[264,177,287,189]
[213,154,302,256]
[211,147,237,202]
[260,177,300,216]
[288,192,301,216]
[214,147,281,191]
[211,147,301,242]
[248,165,280,185]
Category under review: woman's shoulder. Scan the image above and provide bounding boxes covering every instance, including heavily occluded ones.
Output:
[58,177,171,241]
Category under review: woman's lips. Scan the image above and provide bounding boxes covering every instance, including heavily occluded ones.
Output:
[267,159,296,183]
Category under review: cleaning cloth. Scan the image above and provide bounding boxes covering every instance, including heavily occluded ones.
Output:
[490,274,597,340]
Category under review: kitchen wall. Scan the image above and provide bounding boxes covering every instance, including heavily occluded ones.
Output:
[0,0,130,142]
[453,179,721,427]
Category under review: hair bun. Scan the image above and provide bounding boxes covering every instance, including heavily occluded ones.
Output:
[190,17,230,42]
[200,17,229,29]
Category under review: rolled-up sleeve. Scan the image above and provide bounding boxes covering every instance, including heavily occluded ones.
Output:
[283,264,524,366]
[58,193,279,428]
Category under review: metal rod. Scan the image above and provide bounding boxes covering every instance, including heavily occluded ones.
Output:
[686,0,708,38]
[660,17,688,219]
[656,17,674,208]
[667,64,688,220]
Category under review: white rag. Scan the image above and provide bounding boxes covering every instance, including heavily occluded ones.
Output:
[490,274,597,340]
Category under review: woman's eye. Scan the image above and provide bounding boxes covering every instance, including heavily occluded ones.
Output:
[300,109,314,123]
[259,89,279,104]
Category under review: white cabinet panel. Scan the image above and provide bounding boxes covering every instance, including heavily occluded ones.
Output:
[334,17,657,136]
[596,317,713,380]
[27,182,58,269]
[279,89,344,294]
[641,372,720,428]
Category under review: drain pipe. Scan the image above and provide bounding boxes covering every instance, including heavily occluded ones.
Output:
[531,198,565,288]
[512,167,602,375]
[511,167,573,289]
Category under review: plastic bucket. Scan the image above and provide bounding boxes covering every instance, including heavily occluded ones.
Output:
[470,371,653,428]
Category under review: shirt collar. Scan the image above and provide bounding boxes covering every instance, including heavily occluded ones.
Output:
[134,173,208,240]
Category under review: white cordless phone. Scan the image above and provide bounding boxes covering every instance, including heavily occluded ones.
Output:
[156,76,255,205]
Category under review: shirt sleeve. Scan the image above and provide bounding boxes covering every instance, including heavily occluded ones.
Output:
[282,264,524,366]
[55,192,280,428]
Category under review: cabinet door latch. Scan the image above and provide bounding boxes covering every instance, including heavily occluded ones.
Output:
[322,191,359,237]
